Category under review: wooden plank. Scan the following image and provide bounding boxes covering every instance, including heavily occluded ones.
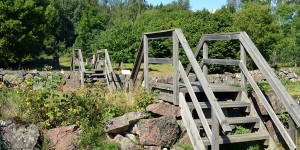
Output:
[240,43,247,92]
[203,43,208,79]
[239,32,300,127]
[175,28,231,132]
[202,59,241,66]
[194,117,260,127]
[152,82,242,93]
[240,62,297,150]
[179,93,206,150]
[203,33,240,41]
[173,31,179,105]
[130,39,144,85]
[143,35,149,89]
[179,61,212,141]
[148,58,172,64]
[202,133,269,145]
[145,29,173,39]
[211,110,219,150]
[288,115,297,145]
[187,101,250,109]
[104,49,121,88]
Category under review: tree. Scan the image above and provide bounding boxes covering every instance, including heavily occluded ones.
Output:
[0,0,47,67]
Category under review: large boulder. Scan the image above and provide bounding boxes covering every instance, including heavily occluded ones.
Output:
[135,115,180,147]
[45,125,79,150]
[104,111,148,134]
[146,103,181,117]
[0,120,40,150]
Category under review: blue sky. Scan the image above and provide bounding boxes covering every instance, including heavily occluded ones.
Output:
[147,0,228,11]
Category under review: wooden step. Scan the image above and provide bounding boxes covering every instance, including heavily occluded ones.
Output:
[187,101,250,109]
[202,133,269,145]
[194,116,259,127]
[152,82,242,93]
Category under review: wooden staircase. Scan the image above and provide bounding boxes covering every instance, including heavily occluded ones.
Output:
[71,49,121,89]
[129,29,300,149]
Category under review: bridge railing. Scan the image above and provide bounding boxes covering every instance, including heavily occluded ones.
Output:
[71,49,85,87]
[185,31,299,149]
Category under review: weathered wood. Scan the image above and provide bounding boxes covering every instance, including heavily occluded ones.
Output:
[148,58,172,64]
[185,32,241,75]
[288,115,297,146]
[173,31,179,105]
[240,43,247,93]
[203,43,208,79]
[145,29,174,39]
[194,116,260,127]
[202,59,241,66]
[240,62,297,150]
[239,32,300,127]
[202,133,269,145]
[187,101,250,109]
[211,110,219,150]
[179,61,212,142]
[203,33,240,41]
[175,28,231,132]
[179,93,206,150]
[130,39,144,85]
[143,35,149,89]
[104,49,121,88]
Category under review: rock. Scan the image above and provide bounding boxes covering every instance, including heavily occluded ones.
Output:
[45,125,79,150]
[125,133,139,144]
[146,103,181,117]
[0,120,13,127]
[136,115,180,147]
[112,134,142,150]
[104,111,148,134]
[144,146,162,150]
[176,120,186,133]
[250,90,286,115]
[265,120,278,141]
[1,122,40,150]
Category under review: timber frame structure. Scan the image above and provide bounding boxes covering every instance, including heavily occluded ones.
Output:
[71,49,121,89]
[129,29,300,149]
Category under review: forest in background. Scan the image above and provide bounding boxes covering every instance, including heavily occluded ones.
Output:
[1,0,300,69]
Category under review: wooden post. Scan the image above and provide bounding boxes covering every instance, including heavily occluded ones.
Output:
[72,50,76,71]
[203,42,208,79]
[173,31,179,105]
[288,115,297,146]
[240,43,247,93]
[143,35,149,89]
[211,111,219,150]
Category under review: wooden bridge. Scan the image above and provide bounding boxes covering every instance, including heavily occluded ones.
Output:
[71,49,121,89]
[128,29,300,149]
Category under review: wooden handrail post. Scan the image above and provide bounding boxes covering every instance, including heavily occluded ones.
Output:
[203,42,208,79]
[173,31,179,105]
[143,35,149,89]
[240,43,247,93]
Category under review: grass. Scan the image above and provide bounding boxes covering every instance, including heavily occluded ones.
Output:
[115,63,173,77]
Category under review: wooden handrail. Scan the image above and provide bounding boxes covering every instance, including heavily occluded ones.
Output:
[240,62,296,149]
[239,32,300,127]
[179,61,213,143]
[175,28,232,132]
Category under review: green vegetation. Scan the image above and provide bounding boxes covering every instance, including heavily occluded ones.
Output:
[1,0,300,71]
[0,70,157,149]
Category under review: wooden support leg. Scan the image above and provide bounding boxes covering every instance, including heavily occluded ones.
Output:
[211,111,219,150]
[288,115,297,146]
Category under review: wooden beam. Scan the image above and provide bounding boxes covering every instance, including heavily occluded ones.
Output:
[145,29,174,39]
[203,43,208,79]
[240,62,296,150]
[203,33,240,41]
[211,110,219,150]
[202,59,241,66]
[179,61,212,142]
[130,39,144,85]
[175,28,231,132]
[240,43,247,93]
[173,31,179,105]
[148,58,172,64]
[179,93,206,150]
[143,35,149,89]
[239,32,300,127]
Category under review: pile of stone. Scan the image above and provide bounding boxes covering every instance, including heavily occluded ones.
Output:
[104,102,190,150]
[0,120,79,150]
[277,68,300,82]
